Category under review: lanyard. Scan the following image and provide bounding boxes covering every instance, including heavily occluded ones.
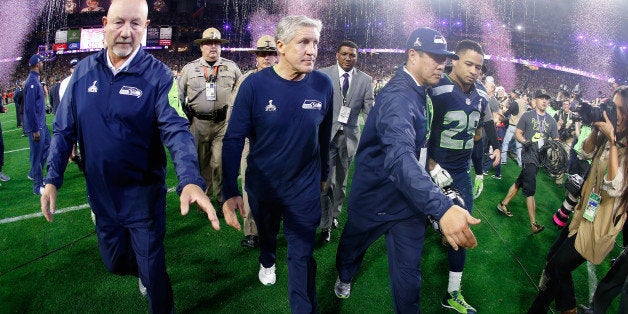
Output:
[536,113,546,135]
[203,65,219,83]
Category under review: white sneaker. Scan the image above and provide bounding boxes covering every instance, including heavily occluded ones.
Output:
[334,277,351,299]
[258,263,276,286]
[138,278,147,297]
[0,171,10,181]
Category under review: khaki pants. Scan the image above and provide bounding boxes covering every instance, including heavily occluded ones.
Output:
[240,139,258,236]
[190,117,226,203]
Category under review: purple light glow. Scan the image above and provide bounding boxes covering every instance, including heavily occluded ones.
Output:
[574,0,615,99]
[247,9,280,49]
[463,0,517,90]
[0,0,47,87]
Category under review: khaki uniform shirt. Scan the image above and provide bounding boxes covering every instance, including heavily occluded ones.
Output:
[178,57,241,114]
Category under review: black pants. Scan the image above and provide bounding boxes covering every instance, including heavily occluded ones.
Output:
[528,228,585,313]
[590,248,628,313]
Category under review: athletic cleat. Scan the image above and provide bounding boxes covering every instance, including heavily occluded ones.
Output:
[491,174,501,180]
[334,277,351,299]
[138,278,147,297]
[258,263,276,286]
[442,290,476,314]
[497,202,513,217]
[0,171,10,181]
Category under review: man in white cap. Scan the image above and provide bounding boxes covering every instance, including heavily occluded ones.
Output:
[179,27,241,208]
[230,34,278,248]
[59,58,78,100]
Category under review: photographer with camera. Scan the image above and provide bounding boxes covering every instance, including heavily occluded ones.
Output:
[552,100,594,229]
[528,85,628,314]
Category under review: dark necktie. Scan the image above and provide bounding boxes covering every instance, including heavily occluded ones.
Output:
[342,72,349,98]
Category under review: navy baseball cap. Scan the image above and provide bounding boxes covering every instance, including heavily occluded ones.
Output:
[28,54,44,67]
[406,27,458,60]
[69,58,79,67]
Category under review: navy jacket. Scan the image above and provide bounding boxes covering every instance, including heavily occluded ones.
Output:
[347,67,453,223]
[46,48,205,220]
[23,71,46,133]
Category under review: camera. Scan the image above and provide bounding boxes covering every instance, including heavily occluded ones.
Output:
[572,98,617,127]
[550,100,562,111]
[559,123,575,142]
[552,174,584,228]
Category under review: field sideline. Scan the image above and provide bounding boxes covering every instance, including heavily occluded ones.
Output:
[0,101,622,313]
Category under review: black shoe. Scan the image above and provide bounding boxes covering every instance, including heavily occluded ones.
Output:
[577,304,593,314]
[321,228,331,243]
[332,218,339,229]
[240,235,259,248]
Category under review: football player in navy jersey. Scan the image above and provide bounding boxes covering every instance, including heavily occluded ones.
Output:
[427,40,501,314]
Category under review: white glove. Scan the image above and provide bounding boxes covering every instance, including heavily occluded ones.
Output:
[429,164,453,188]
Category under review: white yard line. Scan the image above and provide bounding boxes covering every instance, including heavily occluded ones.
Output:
[0,204,90,224]
[0,186,178,225]
[2,128,24,134]
[5,147,30,154]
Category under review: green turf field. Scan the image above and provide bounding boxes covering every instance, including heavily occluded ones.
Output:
[0,102,622,313]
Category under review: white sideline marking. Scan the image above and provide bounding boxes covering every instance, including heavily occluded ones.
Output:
[2,128,23,134]
[0,204,90,224]
[6,147,30,154]
[0,186,178,225]
[586,261,598,303]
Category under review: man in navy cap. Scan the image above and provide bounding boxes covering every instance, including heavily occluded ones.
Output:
[334,27,480,313]
[23,54,49,195]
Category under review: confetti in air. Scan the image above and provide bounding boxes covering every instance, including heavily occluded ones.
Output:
[0,0,47,87]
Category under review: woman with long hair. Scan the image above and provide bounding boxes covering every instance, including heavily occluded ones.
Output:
[528,85,628,314]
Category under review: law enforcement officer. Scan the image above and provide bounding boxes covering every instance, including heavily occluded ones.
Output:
[231,34,278,248]
[179,27,242,206]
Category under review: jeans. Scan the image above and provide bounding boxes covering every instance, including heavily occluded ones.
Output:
[501,125,521,166]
